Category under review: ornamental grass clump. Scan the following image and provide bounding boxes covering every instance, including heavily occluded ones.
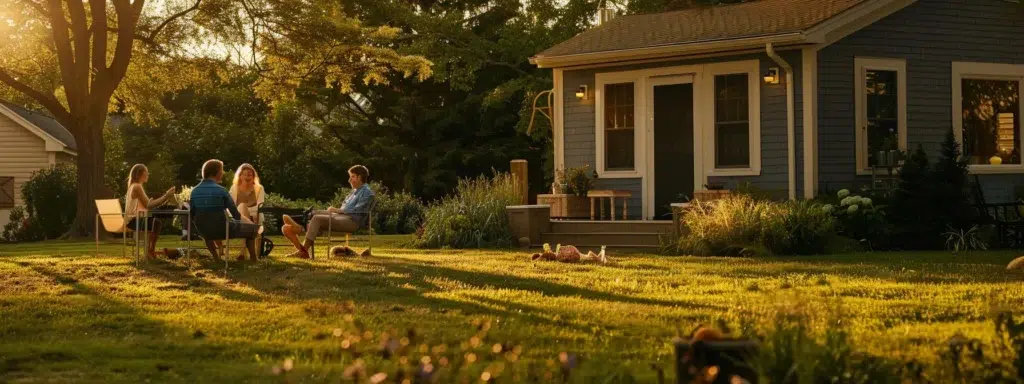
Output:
[414,172,520,249]
[675,194,836,256]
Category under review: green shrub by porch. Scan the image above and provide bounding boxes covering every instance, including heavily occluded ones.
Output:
[21,164,77,240]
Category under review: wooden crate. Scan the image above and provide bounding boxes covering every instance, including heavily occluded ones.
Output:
[536,194,590,219]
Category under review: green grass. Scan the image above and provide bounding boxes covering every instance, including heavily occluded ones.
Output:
[0,236,1022,382]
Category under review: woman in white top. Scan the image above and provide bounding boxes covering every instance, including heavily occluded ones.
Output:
[228,163,265,224]
[125,164,175,259]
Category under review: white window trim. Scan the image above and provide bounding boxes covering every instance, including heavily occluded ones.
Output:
[702,60,762,177]
[595,72,645,178]
[854,57,908,175]
[951,61,1024,175]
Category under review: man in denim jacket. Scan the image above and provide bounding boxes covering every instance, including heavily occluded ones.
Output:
[281,165,374,259]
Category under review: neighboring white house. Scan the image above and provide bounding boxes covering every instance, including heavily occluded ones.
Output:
[0,101,77,228]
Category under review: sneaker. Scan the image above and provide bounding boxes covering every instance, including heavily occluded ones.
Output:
[286,249,310,259]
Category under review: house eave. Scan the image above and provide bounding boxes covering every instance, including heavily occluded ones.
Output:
[530,32,812,69]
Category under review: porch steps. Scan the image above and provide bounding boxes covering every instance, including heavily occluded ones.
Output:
[539,220,677,249]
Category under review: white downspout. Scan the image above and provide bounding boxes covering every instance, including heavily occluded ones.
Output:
[766,43,796,200]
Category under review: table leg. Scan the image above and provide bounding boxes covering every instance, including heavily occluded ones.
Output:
[590,198,595,220]
[611,197,616,221]
[623,198,628,220]
[186,211,192,257]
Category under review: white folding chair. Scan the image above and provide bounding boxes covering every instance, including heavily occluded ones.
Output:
[94,199,137,259]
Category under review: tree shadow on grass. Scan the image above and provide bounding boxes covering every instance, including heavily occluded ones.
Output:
[0,261,217,381]
[211,255,725,318]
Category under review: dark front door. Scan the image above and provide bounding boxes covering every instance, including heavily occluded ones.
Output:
[653,83,694,220]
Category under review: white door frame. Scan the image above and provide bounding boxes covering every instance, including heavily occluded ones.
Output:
[645,74,697,220]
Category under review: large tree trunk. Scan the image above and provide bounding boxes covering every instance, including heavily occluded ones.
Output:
[67,114,109,238]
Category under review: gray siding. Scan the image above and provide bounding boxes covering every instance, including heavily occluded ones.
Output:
[818,0,1024,202]
[562,51,805,215]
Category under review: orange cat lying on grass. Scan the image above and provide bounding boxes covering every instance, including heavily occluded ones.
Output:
[531,244,609,264]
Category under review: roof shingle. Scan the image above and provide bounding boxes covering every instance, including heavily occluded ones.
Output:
[1,101,77,151]
[535,0,868,59]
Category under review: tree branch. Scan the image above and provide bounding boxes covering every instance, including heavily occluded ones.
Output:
[104,0,141,96]
[141,0,201,43]
[45,0,79,106]
[65,0,91,101]
[89,0,110,113]
[0,67,73,126]
[90,0,108,73]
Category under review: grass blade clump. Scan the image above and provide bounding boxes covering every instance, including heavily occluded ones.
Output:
[675,195,836,256]
[414,172,520,249]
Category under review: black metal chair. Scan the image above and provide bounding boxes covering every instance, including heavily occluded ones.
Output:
[191,209,245,273]
[311,196,377,259]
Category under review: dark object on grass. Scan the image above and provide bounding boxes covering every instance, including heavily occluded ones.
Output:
[192,330,205,339]
[675,334,758,383]
[330,245,356,257]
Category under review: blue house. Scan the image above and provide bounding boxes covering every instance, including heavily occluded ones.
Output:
[530,0,1024,220]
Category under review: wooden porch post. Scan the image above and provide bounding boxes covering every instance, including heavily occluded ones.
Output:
[511,159,528,205]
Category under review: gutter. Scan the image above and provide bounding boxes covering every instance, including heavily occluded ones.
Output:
[765,42,796,201]
[531,33,807,69]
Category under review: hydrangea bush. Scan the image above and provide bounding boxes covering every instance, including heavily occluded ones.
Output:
[821,189,889,250]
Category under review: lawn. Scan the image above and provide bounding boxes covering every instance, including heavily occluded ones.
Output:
[1,235,1022,383]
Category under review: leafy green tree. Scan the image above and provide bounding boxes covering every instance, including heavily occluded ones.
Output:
[0,0,431,236]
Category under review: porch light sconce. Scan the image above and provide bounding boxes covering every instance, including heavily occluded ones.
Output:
[763,67,780,84]
[575,85,588,100]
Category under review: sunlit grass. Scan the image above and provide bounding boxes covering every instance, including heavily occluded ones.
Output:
[0,236,1022,382]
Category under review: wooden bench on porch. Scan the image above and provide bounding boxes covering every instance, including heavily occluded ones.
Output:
[587,189,631,220]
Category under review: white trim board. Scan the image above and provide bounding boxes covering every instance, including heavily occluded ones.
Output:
[951,61,1024,175]
[854,57,907,175]
[801,47,820,199]
[553,69,565,176]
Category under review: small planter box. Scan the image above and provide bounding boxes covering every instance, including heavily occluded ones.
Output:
[537,193,590,219]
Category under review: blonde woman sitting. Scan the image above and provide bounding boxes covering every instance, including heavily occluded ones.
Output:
[228,163,265,224]
[124,164,176,259]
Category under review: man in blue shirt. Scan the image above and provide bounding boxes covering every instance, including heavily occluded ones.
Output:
[281,165,375,259]
[191,159,262,260]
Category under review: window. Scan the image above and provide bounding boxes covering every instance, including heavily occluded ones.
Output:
[595,72,642,178]
[855,58,906,173]
[961,79,1020,165]
[604,82,636,171]
[703,60,760,176]
[952,62,1024,173]
[0,177,13,209]
[715,74,750,168]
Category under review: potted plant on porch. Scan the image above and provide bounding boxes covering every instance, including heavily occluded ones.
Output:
[538,165,594,219]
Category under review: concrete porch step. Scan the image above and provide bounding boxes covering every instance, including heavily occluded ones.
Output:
[539,232,665,248]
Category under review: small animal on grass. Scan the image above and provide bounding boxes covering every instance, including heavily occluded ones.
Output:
[330,245,357,257]
[330,245,373,258]
[532,244,609,264]
[1008,256,1024,270]
[162,248,202,260]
